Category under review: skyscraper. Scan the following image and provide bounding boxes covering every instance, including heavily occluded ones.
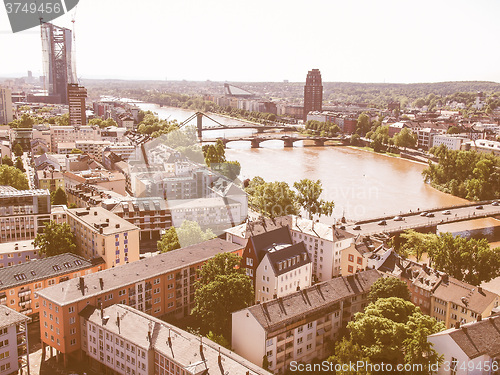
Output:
[41,23,77,104]
[0,87,13,125]
[303,69,323,122]
[67,83,87,127]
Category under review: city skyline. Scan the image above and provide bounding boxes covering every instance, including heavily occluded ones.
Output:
[1,0,500,83]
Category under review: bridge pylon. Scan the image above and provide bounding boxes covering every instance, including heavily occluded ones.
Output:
[196,112,203,141]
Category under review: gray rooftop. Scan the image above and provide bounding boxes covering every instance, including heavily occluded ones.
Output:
[0,305,30,329]
[83,304,270,374]
[66,207,139,235]
[0,253,97,290]
[37,238,242,306]
[0,240,37,255]
[243,269,381,332]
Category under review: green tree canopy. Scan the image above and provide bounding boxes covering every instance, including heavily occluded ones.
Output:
[368,277,411,303]
[157,220,215,253]
[346,297,444,372]
[1,156,13,166]
[393,128,417,149]
[51,187,68,205]
[34,221,77,257]
[356,113,371,136]
[13,143,24,157]
[0,165,29,190]
[192,253,254,337]
[14,157,25,172]
[245,177,299,218]
[293,179,334,220]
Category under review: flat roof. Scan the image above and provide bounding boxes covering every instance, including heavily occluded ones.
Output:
[0,305,30,329]
[0,240,37,255]
[66,207,139,235]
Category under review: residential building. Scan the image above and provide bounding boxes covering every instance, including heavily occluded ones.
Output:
[303,69,323,122]
[432,134,469,150]
[428,315,500,375]
[36,170,65,192]
[225,216,292,247]
[80,304,271,375]
[0,87,13,125]
[48,125,100,152]
[254,242,311,303]
[462,139,500,156]
[64,170,127,197]
[0,253,103,319]
[0,240,40,268]
[0,188,51,243]
[0,305,30,375]
[431,277,498,329]
[417,127,438,150]
[108,197,171,242]
[67,84,87,127]
[232,269,381,374]
[65,183,124,208]
[36,238,243,365]
[66,207,140,269]
[289,216,355,281]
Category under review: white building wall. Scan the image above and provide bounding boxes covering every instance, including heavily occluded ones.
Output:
[0,325,18,374]
[427,333,479,375]
[231,309,267,368]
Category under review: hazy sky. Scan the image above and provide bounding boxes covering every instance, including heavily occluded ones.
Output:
[1,0,499,83]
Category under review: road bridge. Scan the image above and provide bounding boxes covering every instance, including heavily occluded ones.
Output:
[203,134,346,148]
[343,200,500,237]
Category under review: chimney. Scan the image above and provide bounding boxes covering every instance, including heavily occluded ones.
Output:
[218,347,222,365]
[167,329,172,347]
[116,224,120,228]
[478,315,482,322]
[99,277,104,290]
[79,277,85,295]
[478,287,483,294]
[454,321,460,329]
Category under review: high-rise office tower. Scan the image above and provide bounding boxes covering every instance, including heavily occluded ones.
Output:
[0,87,13,125]
[67,83,87,127]
[303,69,323,121]
[41,23,77,104]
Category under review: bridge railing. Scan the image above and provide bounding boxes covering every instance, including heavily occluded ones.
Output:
[357,209,500,236]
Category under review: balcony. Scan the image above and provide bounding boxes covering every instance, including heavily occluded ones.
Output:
[18,289,31,298]
[145,292,152,300]
[145,283,152,291]
[277,346,285,354]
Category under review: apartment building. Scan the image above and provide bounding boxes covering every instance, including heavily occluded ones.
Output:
[64,170,127,197]
[0,305,30,375]
[254,242,311,303]
[428,315,500,375]
[225,216,292,247]
[109,197,171,242]
[289,216,355,281]
[48,125,101,152]
[0,240,40,268]
[81,304,270,375]
[36,238,243,366]
[232,269,381,374]
[431,277,498,329]
[0,188,51,243]
[432,134,468,150]
[0,87,13,125]
[36,170,65,192]
[0,253,103,319]
[66,207,140,269]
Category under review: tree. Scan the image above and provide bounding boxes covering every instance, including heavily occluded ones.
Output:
[399,230,437,261]
[328,338,372,375]
[14,157,25,172]
[34,221,77,257]
[206,331,230,349]
[1,156,13,166]
[0,165,29,190]
[245,177,299,218]
[51,187,68,205]
[13,143,23,157]
[157,220,215,253]
[368,277,411,303]
[192,253,254,337]
[293,179,334,220]
[347,297,444,370]
[355,113,371,136]
[393,128,417,150]
[350,133,361,146]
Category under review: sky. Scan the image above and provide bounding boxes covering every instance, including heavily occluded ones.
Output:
[1,0,500,83]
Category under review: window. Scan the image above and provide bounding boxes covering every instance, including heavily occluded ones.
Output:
[348,265,354,273]
[266,350,273,357]
[450,357,458,375]
[307,322,313,329]
[348,254,354,262]
[69,317,75,324]
[266,338,273,347]
[246,258,253,266]
[297,327,303,333]
[297,337,303,344]
[357,257,363,265]
[69,306,74,313]
[297,348,302,355]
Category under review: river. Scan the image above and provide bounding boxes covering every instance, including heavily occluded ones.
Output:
[136,103,468,221]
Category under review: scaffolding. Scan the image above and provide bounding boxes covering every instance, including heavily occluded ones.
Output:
[41,23,77,104]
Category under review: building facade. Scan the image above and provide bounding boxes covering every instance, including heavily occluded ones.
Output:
[0,305,30,375]
[232,270,381,374]
[303,69,323,122]
[36,239,243,366]
[0,88,13,125]
[67,84,87,127]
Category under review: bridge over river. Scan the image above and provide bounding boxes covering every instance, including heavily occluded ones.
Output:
[203,134,347,148]
[343,200,500,237]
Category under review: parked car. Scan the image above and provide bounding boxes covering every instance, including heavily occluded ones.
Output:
[420,212,429,216]
[393,216,403,221]
[493,201,499,206]
[442,210,451,215]
[426,213,435,217]
[476,205,483,209]
[353,225,361,230]
[378,220,387,226]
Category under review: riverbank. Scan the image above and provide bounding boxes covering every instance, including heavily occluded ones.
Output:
[347,145,429,166]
